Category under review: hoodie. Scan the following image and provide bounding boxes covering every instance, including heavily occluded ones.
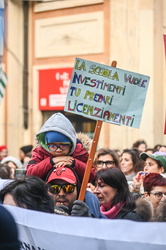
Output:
[36,113,76,155]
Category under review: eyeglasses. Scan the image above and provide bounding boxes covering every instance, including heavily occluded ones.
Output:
[47,143,71,152]
[49,184,76,194]
[150,192,166,199]
[96,160,115,168]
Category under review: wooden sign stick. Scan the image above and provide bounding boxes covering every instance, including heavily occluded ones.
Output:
[78,60,117,201]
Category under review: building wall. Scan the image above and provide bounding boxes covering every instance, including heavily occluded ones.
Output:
[0,0,166,157]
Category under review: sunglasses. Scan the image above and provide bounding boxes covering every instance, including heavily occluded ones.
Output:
[49,184,76,194]
[96,160,115,168]
[47,143,71,152]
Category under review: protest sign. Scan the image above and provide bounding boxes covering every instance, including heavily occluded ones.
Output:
[5,205,166,250]
[78,61,117,201]
[64,58,150,129]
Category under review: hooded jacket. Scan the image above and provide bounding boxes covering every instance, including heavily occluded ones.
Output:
[26,113,95,182]
[36,113,76,154]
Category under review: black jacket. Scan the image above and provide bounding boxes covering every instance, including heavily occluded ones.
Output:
[114,198,153,222]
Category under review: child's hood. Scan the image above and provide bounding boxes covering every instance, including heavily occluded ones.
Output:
[36,113,76,154]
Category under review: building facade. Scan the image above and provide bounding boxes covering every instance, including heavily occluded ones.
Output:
[1,0,166,157]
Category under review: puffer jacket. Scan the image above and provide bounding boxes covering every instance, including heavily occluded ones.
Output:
[26,139,95,182]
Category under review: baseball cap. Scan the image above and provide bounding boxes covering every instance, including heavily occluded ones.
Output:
[46,167,77,184]
[140,152,166,171]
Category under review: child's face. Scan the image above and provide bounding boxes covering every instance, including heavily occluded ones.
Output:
[47,142,71,156]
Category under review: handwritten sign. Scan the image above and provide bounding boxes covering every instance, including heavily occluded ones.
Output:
[64,58,150,128]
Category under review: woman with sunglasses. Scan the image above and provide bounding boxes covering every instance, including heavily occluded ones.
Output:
[26,112,95,183]
[94,167,152,221]
[143,173,166,221]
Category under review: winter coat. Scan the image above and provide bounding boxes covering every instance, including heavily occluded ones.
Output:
[114,197,153,222]
[26,141,95,182]
[85,191,107,218]
[26,113,95,182]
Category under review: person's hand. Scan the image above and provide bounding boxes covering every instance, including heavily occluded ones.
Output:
[133,171,147,189]
[71,200,91,217]
[52,156,73,167]
[54,204,69,216]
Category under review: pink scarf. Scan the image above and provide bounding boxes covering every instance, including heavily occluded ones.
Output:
[100,203,124,219]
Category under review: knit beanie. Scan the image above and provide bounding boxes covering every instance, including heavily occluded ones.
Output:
[0,145,7,152]
[45,131,72,144]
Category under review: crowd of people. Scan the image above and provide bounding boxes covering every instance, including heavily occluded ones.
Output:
[0,112,166,247]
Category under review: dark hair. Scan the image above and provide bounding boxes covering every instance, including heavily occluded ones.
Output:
[0,176,54,213]
[145,148,154,154]
[94,148,120,168]
[95,168,135,211]
[0,164,12,179]
[143,173,166,193]
[121,148,144,173]
[153,144,162,153]
[132,140,147,150]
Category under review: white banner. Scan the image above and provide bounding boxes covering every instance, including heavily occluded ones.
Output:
[4,205,166,250]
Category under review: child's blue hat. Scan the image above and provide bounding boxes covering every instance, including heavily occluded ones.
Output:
[45,131,72,144]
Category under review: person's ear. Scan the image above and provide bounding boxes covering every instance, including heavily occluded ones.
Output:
[144,191,149,199]
[159,166,165,174]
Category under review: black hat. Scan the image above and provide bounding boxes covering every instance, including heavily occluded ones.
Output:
[20,145,33,154]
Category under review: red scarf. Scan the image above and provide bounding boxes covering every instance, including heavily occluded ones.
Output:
[100,203,124,219]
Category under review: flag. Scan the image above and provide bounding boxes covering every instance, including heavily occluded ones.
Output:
[0,67,7,102]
